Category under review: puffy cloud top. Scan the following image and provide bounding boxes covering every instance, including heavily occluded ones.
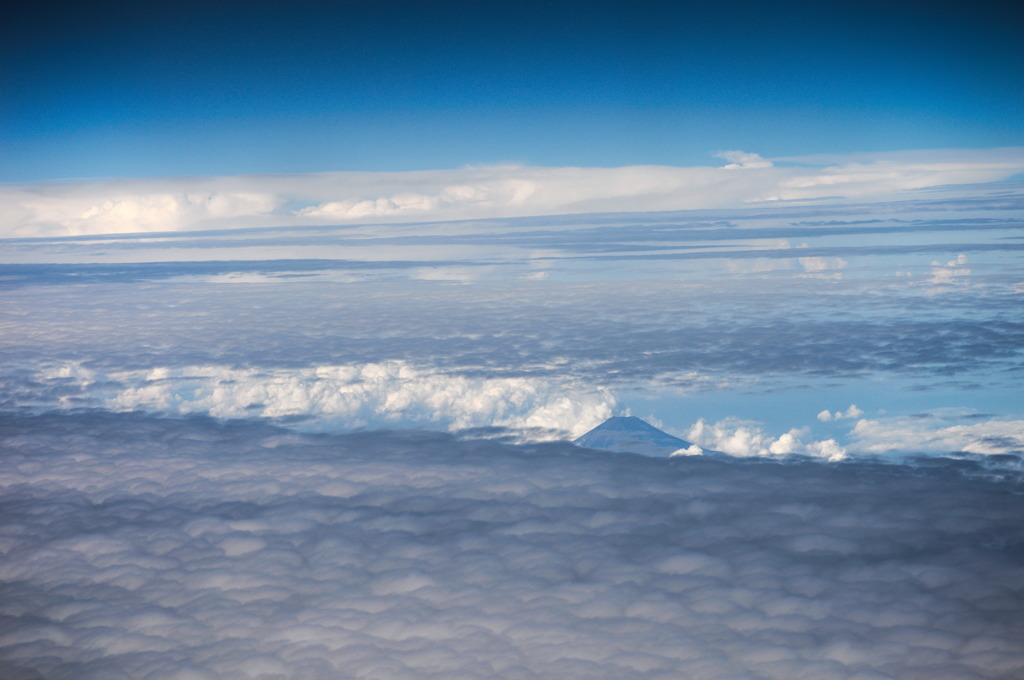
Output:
[1,412,1022,679]
[16,360,616,440]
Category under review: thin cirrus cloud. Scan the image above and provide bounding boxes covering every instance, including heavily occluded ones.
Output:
[2,147,1022,237]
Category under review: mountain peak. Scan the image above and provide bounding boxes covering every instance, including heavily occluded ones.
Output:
[574,416,700,458]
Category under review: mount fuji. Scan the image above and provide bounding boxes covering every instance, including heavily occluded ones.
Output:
[574,416,702,458]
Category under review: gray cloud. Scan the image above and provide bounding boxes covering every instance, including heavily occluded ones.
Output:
[1,412,1022,679]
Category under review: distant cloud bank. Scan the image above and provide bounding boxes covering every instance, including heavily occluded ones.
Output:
[9,361,1023,461]
[3,147,1022,237]
[21,360,615,440]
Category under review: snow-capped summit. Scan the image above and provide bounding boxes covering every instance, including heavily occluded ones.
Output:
[574,416,701,458]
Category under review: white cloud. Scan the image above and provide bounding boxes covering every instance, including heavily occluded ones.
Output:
[3,147,1023,237]
[798,256,847,279]
[804,438,847,461]
[756,147,1024,202]
[715,150,774,170]
[851,413,1024,456]
[295,179,540,220]
[928,253,971,287]
[725,257,795,274]
[818,404,864,422]
[412,266,481,284]
[768,430,802,455]
[23,360,616,439]
[5,185,281,236]
[685,418,842,460]
[670,444,705,456]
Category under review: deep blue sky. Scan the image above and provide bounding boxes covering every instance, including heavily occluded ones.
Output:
[3,0,1022,180]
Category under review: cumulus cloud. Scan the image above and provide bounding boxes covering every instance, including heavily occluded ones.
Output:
[929,253,971,287]
[670,443,705,456]
[3,184,281,236]
[715,150,773,170]
[2,147,1023,236]
[0,412,1021,679]
[686,418,845,460]
[818,404,864,422]
[804,438,848,461]
[798,255,847,279]
[19,360,616,439]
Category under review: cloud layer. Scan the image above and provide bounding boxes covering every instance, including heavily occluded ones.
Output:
[1,184,1021,467]
[1,412,1022,680]
[15,361,615,440]
[851,411,1024,457]
[3,147,1023,237]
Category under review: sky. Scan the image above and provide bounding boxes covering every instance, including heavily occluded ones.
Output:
[2,1,1024,678]
[2,0,1023,179]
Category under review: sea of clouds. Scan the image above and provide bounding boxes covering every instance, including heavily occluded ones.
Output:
[1,412,1023,680]
[2,178,1023,679]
